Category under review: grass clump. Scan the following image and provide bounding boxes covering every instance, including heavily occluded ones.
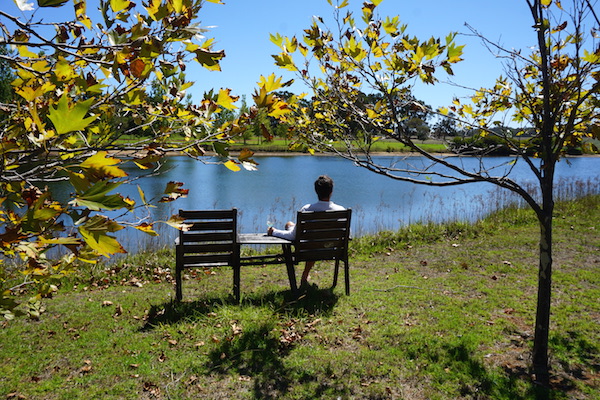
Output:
[1,195,598,399]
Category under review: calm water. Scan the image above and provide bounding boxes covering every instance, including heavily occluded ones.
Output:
[105,155,600,252]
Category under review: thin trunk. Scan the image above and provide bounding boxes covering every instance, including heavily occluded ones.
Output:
[532,173,554,397]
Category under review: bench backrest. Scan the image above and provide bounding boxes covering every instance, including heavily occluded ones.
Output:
[293,209,352,262]
[176,209,238,268]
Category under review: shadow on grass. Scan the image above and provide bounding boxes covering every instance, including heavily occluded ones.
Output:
[140,285,343,398]
[404,337,539,400]
[140,285,339,331]
[204,323,301,399]
[549,330,600,391]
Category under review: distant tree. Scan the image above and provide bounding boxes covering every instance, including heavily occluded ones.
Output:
[272,0,599,392]
[0,45,14,104]
[432,115,459,139]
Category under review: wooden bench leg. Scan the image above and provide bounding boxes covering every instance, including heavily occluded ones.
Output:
[332,259,340,289]
[344,259,350,295]
[175,266,183,301]
[283,244,297,294]
[233,264,241,304]
[175,246,183,301]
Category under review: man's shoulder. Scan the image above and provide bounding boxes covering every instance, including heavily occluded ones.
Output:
[330,203,346,210]
[301,201,345,212]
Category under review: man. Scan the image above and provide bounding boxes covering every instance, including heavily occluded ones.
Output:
[267,175,345,287]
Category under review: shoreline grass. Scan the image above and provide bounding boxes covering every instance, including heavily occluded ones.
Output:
[1,195,598,399]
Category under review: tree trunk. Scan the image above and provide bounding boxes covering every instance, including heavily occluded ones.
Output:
[532,177,554,397]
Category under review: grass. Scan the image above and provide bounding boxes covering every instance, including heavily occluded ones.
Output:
[110,135,450,154]
[1,196,598,399]
[227,138,449,154]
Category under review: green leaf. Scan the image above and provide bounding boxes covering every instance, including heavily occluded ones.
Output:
[78,216,126,257]
[194,48,225,71]
[71,180,132,211]
[79,227,126,257]
[48,96,97,135]
[37,0,69,7]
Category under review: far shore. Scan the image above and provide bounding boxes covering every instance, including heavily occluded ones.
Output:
[116,149,599,158]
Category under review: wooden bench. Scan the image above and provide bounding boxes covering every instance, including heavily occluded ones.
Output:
[175,209,240,302]
[174,208,352,301]
[292,209,352,295]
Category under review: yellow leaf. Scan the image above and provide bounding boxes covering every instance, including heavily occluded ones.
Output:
[366,108,378,119]
[217,88,239,110]
[224,160,241,171]
[31,60,50,73]
[135,223,158,236]
[270,33,284,47]
[171,0,184,12]
[259,73,286,92]
[267,99,291,118]
[272,53,297,71]
[80,151,128,179]
[55,58,77,81]
[39,237,82,245]
[17,45,37,58]
[110,0,131,13]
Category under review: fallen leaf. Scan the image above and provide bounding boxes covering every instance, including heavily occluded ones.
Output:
[114,304,123,317]
[231,323,242,336]
[306,318,322,329]
[102,300,113,307]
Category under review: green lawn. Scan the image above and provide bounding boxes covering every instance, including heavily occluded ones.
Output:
[1,196,598,399]
[228,138,450,154]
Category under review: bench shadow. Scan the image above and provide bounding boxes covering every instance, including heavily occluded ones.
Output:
[140,285,339,331]
[139,285,342,398]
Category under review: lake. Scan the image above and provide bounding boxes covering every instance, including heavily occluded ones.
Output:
[109,154,600,252]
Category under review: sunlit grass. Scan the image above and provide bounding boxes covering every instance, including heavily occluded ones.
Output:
[1,195,598,399]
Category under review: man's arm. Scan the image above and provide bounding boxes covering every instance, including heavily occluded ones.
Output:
[269,226,296,240]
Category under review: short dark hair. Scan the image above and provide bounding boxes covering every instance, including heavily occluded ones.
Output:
[314,175,334,200]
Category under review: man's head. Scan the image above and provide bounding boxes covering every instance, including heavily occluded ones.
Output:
[314,175,334,201]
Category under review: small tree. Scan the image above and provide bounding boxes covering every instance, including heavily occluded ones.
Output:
[272,0,599,390]
[0,0,290,318]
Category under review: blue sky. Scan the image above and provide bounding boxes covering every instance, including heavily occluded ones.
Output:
[5,0,537,110]
[195,0,535,109]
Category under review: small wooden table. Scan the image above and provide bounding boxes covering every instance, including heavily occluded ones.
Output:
[237,233,297,293]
